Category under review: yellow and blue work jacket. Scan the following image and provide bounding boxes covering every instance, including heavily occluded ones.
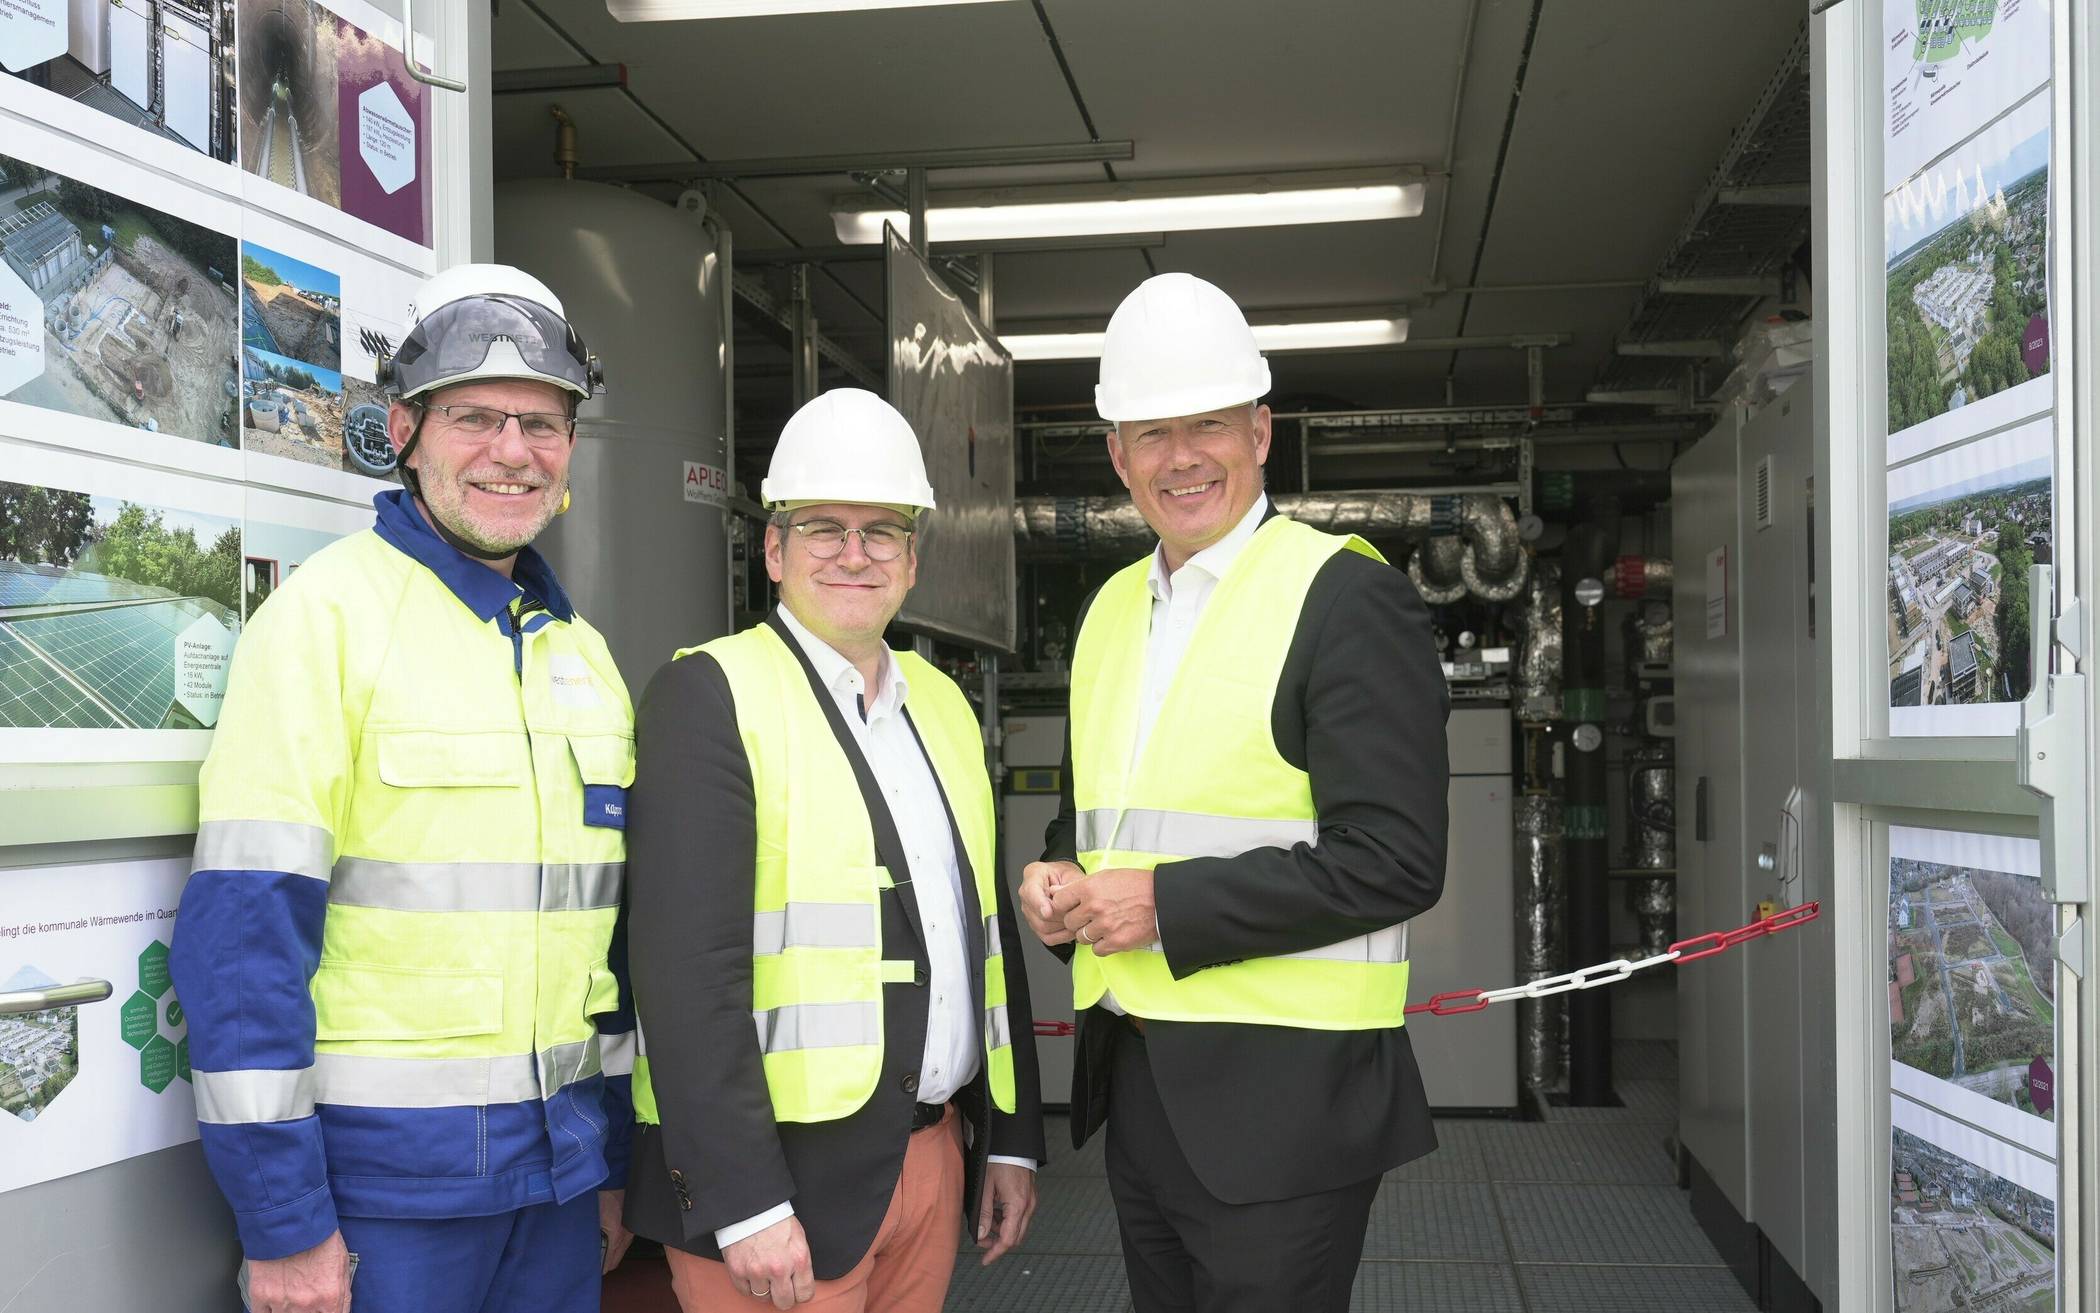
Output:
[170,488,636,1260]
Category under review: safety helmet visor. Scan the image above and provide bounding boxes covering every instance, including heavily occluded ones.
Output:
[388,294,598,400]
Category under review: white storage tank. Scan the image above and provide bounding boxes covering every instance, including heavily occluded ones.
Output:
[495,178,732,690]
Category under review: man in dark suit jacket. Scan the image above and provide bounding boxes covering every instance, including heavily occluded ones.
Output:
[626,389,1045,1311]
[1019,274,1449,1313]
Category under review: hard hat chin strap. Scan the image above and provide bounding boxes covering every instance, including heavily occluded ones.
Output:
[397,410,525,565]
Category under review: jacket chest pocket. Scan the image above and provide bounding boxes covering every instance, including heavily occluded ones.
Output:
[568,733,635,830]
[375,730,532,789]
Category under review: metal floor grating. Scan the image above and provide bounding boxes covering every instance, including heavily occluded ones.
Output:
[944,1040,1760,1312]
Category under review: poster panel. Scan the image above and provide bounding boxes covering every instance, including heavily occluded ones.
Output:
[1884,0,2052,192]
[1890,1114,2055,1312]
[242,485,369,618]
[235,0,430,247]
[0,857,201,1195]
[1886,415,2050,735]
[1885,92,2051,465]
[885,226,1015,652]
[0,439,241,761]
[0,141,241,455]
[162,5,216,156]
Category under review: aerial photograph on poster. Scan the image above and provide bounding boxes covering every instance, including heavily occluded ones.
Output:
[1,0,236,163]
[0,151,239,447]
[0,964,80,1122]
[1890,1127,2054,1313]
[1886,417,2050,720]
[241,242,340,372]
[1883,0,2051,191]
[1889,852,2054,1122]
[0,477,241,730]
[1886,107,2049,453]
[236,0,343,206]
[241,344,347,471]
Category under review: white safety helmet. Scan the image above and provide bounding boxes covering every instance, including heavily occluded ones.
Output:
[761,389,937,515]
[1095,272,1271,423]
[382,263,601,402]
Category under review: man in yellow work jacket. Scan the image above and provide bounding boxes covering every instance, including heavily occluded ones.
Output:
[623,388,1044,1311]
[170,264,636,1313]
[1019,273,1451,1313]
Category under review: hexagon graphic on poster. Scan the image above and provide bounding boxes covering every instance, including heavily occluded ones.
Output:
[0,257,46,396]
[0,966,82,1122]
[174,611,236,727]
[0,0,68,73]
[357,81,417,195]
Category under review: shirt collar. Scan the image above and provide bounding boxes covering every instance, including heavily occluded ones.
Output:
[1147,492,1270,602]
[370,487,575,623]
[776,602,908,716]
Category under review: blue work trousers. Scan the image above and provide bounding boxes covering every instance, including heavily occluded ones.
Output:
[334,1192,601,1313]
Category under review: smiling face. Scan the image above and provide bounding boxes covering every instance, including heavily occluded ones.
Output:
[388,378,575,562]
[765,502,919,653]
[1107,403,1271,570]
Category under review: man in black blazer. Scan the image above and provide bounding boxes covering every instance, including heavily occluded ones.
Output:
[626,389,1045,1310]
[1019,274,1449,1313]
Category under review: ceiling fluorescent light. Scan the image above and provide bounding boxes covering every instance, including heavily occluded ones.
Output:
[1002,315,1410,362]
[831,168,1425,244]
[611,0,1010,20]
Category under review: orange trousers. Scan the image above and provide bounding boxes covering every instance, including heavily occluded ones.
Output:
[665,1108,965,1313]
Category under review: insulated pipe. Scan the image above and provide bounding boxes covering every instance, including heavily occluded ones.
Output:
[1408,535,1467,604]
[1011,492,1534,601]
[1515,792,1566,1096]
[1609,555,1675,599]
[1515,560,1563,720]
[1561,515,1617,1106]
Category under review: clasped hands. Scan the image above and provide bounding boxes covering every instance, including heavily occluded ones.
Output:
[1016,861,1156,954]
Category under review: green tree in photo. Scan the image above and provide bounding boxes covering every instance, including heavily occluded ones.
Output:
[0,483,94,565]
[1996,525,2034,701]
[76,505,241,614]
[242,253,285,287]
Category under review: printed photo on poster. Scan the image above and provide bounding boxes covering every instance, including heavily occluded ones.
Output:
[335,14,428,245]
[1887,827,2054,1133]
[1,0,236,163]
[0,857,202,1194]
[241,242,339,372]
[234,0,429,246]
[242,486,368,619]
[241,343,344,466]
[0,148,239,448]
[1886,93,2050,464]
[1887,415,2050,735]
[236,0,342,206]
[1884,0,2052,192]
[1890,1123,2054,1313]
[0,448,241,735]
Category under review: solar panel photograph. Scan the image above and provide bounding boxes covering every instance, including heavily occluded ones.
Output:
[0,478,240,730]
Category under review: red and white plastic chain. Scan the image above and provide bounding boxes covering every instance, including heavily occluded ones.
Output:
[1030,901,1823,1037]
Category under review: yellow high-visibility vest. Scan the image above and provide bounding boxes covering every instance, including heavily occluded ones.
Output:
[1068,515,1410,1029]
[632,622,1016,1124]
[193,529,634,1117]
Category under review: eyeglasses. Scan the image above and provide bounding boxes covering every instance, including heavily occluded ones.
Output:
[424,403,576,446]
[789,519,914,562]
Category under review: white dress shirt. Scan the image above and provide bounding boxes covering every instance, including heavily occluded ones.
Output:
[1097,492,1270,1014]
[717,606,1032,1250]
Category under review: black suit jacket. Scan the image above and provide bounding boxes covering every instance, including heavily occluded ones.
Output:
[1046,516,1450,1204]
[625,613,1046,1279]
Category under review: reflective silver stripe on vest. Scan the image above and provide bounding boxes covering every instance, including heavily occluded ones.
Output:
[193,819,333,881]
[311,1040,600,1109]
[984,1005,1012,1051]
[752,1001,879,1053]
[982,914,999,953]
[1076,808,1321,860]
[328,859,623,912]
[1138,922,1407,964]
[193,1066,317,1124]
[752,902,879,956]
[599,1029,638,1078]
